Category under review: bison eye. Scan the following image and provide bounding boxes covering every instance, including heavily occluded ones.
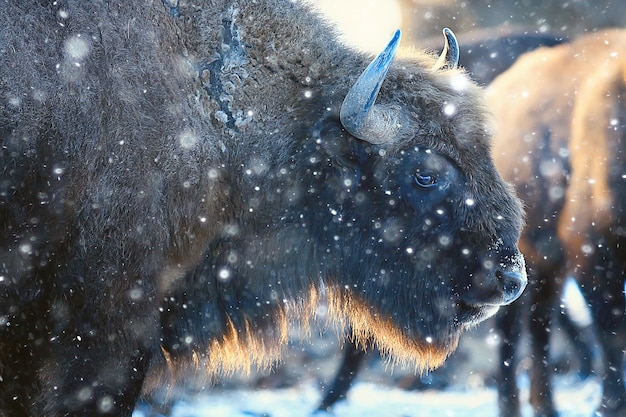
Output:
[414,173,437,187]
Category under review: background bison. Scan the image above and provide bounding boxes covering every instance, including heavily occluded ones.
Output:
[488,29,626,417]
[0,0,526,416]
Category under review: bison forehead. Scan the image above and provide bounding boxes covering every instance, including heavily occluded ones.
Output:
[380,66,495,173]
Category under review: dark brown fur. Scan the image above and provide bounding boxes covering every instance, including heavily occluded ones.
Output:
[0,1,525,415]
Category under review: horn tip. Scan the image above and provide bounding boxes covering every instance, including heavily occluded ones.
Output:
[442,28,457,43]
[437,27,460,70]
[388,29,402,50]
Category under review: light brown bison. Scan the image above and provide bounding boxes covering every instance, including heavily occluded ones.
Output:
[488,29,626,417]
[0,1,526,415]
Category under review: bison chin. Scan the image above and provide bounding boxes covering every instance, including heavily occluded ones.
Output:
[322,247,526,373]
[325,286,459,373]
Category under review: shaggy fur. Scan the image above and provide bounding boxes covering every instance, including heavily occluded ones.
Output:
[488,28,626,417]
[1,1,525,415]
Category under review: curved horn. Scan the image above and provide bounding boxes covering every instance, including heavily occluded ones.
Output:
[434,28,459,70]
[340,29,402,144]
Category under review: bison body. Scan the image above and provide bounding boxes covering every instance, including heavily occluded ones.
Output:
[458,31,566,85]
[488,29,626,417]
[0,1,526,416]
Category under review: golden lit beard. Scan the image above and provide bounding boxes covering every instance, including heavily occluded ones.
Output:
[325,285,459,373]
[147,283,459,393]
[151,287,319,389]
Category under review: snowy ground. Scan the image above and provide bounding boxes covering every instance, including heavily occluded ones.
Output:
[134,375,602,417]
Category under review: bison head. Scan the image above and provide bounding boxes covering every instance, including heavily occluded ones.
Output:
[308,29,526,370]
[164,29,527,376]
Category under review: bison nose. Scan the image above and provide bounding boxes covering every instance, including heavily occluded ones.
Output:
[495,267,527,305]
[460,252,527,308]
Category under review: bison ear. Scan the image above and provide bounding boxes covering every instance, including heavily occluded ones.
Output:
[340,29,403,145]
[433,28,459,70]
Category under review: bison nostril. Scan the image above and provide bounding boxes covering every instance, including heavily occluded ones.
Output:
[495,268,527,305]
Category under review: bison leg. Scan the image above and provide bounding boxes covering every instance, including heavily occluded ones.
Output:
[1,265,60,416]
[496,301,522,417]
[40,308,158,417]
[577,261,626,417]
[555,308,595,379]
[38,261,161,416]
[0,306,45,416]
[42,343,152,416]
[317,337,367,412]
[527,271,561,417]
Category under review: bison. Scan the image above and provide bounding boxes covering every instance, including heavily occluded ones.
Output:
[0,1,527,416]
[456,30,566,85]
[488,29,626,417]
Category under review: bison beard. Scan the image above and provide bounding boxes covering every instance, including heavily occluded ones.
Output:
[1,0,526,416]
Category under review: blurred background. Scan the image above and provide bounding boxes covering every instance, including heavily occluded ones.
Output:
[315,0,626,53]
